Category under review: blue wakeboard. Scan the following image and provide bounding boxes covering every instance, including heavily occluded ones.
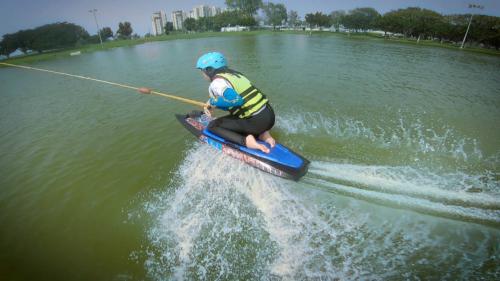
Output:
[176,111,309,181]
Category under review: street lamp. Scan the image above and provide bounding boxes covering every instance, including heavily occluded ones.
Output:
[460,4,484,49]
[89,9,103,47]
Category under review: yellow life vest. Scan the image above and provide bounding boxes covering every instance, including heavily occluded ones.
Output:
[215,72,268,119]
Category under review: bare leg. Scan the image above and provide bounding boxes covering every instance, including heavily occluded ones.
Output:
[258,131,276,148]
[246,135,270,153]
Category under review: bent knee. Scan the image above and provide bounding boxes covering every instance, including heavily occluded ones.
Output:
[208,119,221,129]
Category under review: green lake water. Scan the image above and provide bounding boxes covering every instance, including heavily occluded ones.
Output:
[0,34,499,280]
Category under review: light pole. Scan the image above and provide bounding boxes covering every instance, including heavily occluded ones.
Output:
[89,9,103,47]
[460,4,484,49]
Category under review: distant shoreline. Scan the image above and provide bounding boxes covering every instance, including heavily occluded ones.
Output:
[1,30,498,65]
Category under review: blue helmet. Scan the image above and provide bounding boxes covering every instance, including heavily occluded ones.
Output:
[196,52,227,70]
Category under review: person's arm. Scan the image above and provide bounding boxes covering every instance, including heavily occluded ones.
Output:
[209,88,244,108]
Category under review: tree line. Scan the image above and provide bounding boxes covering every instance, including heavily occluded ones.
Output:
[0,21,136,58]
[178,0,281,31]
[2,0,499,57]
[305,7,500,49]
[182,10,257,32]
[174,1,499,49]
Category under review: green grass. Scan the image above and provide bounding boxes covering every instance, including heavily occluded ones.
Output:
[1,30,498,65]
[309,30,500,56]
[1,31,270,65]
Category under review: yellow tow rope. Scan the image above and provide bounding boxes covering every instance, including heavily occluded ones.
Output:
[0,62,206,108]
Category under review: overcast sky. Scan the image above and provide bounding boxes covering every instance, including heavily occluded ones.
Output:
[1,0,499,37]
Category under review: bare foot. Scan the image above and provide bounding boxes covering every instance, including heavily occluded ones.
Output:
[258,131,276,148]
[246,135,270,153]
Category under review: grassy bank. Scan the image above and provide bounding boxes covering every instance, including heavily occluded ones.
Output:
[283,30,500,56]
[0,31,264,65]
[1,30,498,65]
[355,33,500,56]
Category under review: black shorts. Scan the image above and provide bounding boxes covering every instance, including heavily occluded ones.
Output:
[207,104,275,146]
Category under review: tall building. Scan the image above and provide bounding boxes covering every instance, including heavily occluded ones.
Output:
[210,6,222,16]
[193,5,211,19]
[172,10,184,30]
[151,11,167,36]
[184,11,192,21]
